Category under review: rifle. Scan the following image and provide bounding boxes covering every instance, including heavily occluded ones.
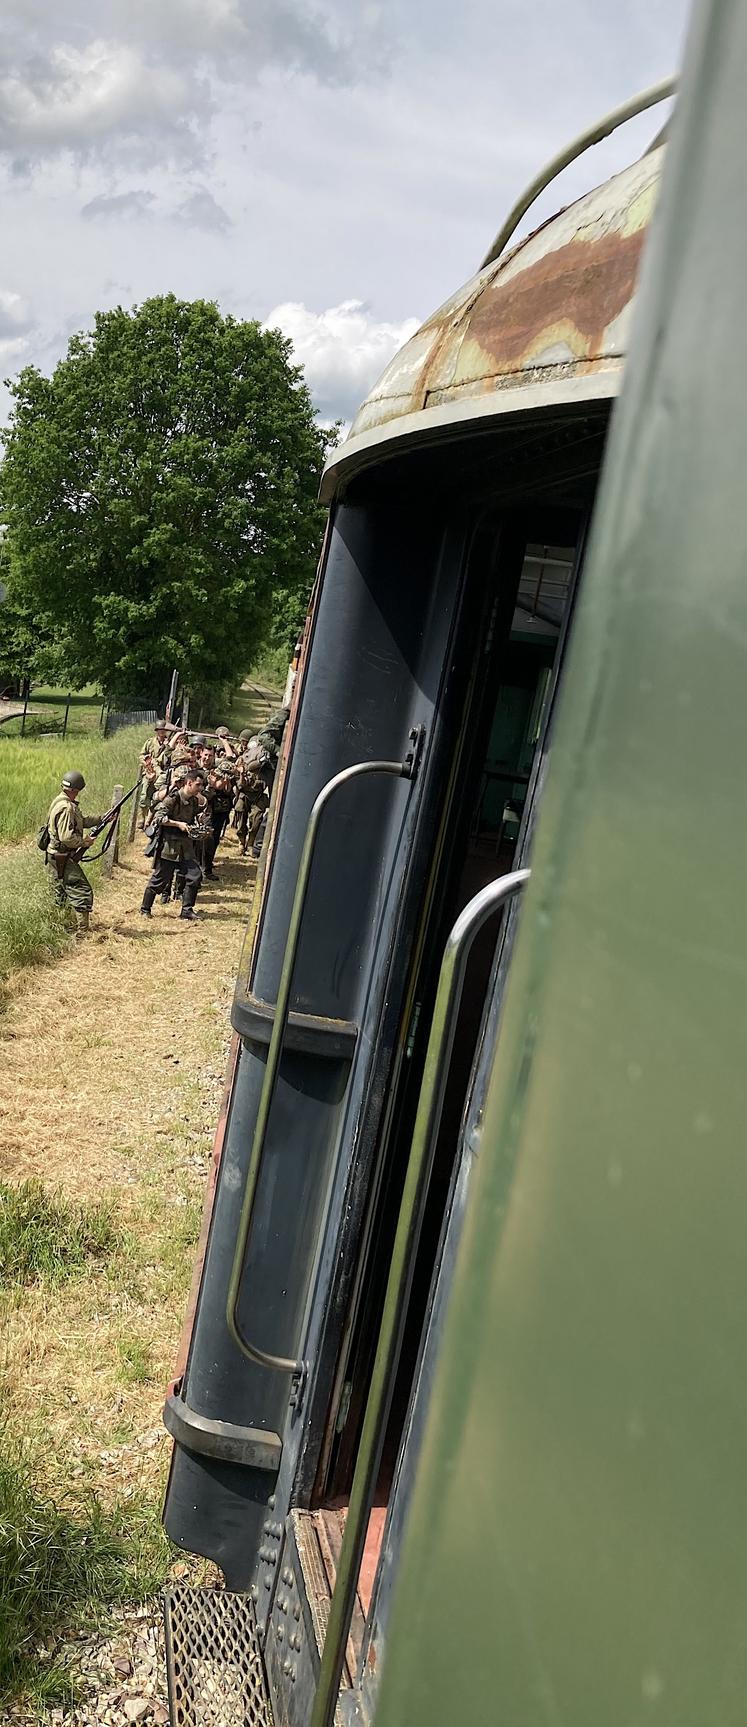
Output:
[83,780,141,861]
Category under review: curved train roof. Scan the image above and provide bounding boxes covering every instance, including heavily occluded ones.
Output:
[321,146,664,501]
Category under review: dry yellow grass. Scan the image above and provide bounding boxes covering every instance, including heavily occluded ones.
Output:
[0,827,256,1501]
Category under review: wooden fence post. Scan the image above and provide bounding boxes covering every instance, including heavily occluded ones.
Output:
[62,695,71,739]
[128,772,142,843]
[102,784,123,878]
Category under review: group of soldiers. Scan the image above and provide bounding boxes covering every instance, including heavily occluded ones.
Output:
[137,710,288,921]
[43,708,288,933]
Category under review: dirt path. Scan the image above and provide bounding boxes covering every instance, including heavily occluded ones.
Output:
[0,828,255,1724]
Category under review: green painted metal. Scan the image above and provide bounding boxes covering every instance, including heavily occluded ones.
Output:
[373,5,747,1725]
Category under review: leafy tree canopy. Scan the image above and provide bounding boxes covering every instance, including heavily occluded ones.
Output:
[0,295,331,705]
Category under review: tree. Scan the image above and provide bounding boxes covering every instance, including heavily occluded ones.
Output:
[0,295,330,705]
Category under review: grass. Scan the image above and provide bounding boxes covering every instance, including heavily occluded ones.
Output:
[0,727,141,845]
[0,1433,170,1710]
[117,1336,155,1387]
[1,688,105,744]
[0,1180,118,1288]
[0,788,251,1712]
[0,850,71,982]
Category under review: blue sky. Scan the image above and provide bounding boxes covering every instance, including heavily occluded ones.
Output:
[0,0,691,425]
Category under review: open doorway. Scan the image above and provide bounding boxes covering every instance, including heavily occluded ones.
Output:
[297,507,583,1661]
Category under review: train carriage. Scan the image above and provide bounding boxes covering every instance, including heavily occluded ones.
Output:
[160,19,746,1720]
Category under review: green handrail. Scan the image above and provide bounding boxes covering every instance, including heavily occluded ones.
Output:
[310,867,530,1727]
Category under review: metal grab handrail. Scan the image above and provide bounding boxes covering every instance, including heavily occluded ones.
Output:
[310,868,530,1727]
[480,75,677,269]
[226,753,418,1386]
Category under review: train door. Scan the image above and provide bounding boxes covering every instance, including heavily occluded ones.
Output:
[283,508,586,1698]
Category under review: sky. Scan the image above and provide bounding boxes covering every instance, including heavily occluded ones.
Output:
[0,0,692,430]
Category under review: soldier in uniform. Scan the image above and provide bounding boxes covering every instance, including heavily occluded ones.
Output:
[140,770,205,921]
[206,757,235,873]
[214,725,238,761]
[234,733,272,855]
[139,720,170,828]
[45,770,101,936]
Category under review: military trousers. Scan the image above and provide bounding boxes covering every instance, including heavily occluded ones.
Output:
[47,853,94,914]
[141,856,201,912]
[211,807,230,850]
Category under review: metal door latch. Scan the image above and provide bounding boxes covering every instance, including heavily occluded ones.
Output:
[403,725,426,781]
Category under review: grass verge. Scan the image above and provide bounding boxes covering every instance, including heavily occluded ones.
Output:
[0,1434,170,1711]
[0,1180,118,1288]
[0,729,141,845]
[0,820,249,1712]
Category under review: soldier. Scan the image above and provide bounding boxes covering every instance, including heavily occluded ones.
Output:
[214,725,238,762]
[207,757,235,872]
[140,770,205,922]
[234,734,271,855]
[45,770,101,937]
[139,719,170,829]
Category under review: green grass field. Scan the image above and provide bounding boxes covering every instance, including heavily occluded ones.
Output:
[0,688,105,743]
[0,728,143,985]
[0,730,142,846]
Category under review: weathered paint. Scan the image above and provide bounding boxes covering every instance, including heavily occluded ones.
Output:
[347,149,662,441]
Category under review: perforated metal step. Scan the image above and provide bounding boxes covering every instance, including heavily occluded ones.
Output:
[164,1586,274,1727]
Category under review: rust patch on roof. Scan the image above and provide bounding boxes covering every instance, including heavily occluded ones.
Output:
[342,150,664,445]
[464,226,646,373]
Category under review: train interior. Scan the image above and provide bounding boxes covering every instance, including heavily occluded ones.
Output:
[290,419,600,1684]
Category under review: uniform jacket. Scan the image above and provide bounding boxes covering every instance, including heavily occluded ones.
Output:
[47,793,87,857]
[153,790,201,862]
[141,734,169,768]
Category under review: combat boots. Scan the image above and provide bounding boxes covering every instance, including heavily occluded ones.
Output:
[74,910,90,938]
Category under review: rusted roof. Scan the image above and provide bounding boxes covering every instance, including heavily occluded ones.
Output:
[348,148,664,443]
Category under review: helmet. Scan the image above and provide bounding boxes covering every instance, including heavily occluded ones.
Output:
[155,718,167,730]
[238,729,253,742]
[215,725,230,738]
[192,734,208,747]
[62,770,85,792]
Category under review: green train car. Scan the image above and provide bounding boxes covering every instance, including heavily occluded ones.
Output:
[162,3,747,1721]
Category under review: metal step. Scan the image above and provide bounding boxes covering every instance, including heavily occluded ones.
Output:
[164,1586,274,1727]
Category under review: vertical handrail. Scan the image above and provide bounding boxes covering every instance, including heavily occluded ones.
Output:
[226,751,420,1383]
[310,868,530,1727]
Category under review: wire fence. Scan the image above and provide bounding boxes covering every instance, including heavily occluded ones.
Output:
[103,708,158,738]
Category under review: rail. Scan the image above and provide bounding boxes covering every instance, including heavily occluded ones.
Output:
[310,867,530,1727]
[225,736,423,1392]
[480,75,677,269]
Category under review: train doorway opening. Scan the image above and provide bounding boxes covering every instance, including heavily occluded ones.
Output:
[297,474,593,1671]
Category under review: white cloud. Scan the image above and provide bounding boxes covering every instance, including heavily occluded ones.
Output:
[0,39,201,166]
[264,299,420,423]
[0,289,34,340]
[0,2,389,169]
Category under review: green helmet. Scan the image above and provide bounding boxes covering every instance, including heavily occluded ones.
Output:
[192,734,208,747]
[62,770,86,792]
[238,729,253,743]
